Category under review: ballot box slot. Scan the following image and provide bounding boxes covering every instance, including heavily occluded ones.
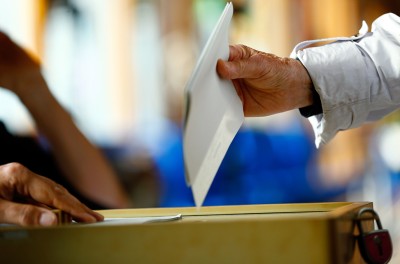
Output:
[182,210,327,217]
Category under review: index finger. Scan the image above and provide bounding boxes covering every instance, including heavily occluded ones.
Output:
[228,44,256,61]
[28,175,104,222]
[2,163,103,222]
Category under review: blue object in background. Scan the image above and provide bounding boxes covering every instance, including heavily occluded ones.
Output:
[154,120,347,207]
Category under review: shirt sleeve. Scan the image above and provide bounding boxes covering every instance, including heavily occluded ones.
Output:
[295,13,400,147]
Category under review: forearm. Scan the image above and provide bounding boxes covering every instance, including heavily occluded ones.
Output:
[17,76,130,208]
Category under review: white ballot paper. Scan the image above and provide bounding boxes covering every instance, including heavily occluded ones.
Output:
[85,214,182,227]
[183,2,244,207]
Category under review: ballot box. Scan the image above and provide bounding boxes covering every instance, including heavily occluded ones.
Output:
[0,202,373,263]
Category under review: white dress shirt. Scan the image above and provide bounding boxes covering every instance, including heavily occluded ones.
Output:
[292,13,400,147]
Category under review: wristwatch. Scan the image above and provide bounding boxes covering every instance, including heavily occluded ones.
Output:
[299,85,323,118]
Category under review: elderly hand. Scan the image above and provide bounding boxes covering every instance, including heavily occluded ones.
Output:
[217,44,314,117]
[0,163,104,227]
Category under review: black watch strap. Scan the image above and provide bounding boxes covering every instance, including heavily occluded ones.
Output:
[299,86,323,118]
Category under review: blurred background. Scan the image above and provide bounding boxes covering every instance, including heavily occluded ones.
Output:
[0,0,399,260]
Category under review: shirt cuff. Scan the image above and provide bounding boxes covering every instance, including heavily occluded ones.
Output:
[296,41,370,147]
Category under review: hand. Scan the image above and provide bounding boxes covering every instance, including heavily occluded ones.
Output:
[0,163,104,226]
[0,31,44,96]
[217,44,314,117]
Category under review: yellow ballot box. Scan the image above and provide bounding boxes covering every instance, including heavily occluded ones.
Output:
[0,202,373,264]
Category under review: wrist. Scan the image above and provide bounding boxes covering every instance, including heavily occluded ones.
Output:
[16,75,53,107]
[292,59,322,117]
[16,76,68,128]
[14,72,47,94]
[293,59,313,106]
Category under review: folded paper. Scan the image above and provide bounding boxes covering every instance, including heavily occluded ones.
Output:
[183,2,244,207]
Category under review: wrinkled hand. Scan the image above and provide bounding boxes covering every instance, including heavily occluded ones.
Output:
[0,163,104,226]
[0,31,43,96]
[217,44,313,117]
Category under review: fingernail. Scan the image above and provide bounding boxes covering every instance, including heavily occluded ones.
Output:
[39,212,56,226]
[94,212,104,221]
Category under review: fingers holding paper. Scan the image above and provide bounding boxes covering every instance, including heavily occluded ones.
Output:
[0,163,103,226]
[217,44,314,117]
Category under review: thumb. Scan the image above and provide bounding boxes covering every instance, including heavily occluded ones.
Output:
[0,200,57,226]
[216,59,234,79]
[217,44,261,80]
[217,58,257,80]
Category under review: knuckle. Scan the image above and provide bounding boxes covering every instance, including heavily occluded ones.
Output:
[2,162,25,174]
[0,162,27,184]
[50,183,71,205]
[53,183,67,195]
